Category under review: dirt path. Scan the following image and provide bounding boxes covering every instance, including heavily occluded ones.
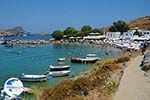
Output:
[114,55,150,100]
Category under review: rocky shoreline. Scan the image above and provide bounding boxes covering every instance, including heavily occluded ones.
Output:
[1,39,51,44]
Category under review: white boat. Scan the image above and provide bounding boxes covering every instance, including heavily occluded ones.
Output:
[27,45,35,48]
[48,65,70,77]
[49,70,70,77]
[19,73,48,82]
[71,54,101,63]
[49,65,70,71]
[58,58,66,62]
[58,58,67,65]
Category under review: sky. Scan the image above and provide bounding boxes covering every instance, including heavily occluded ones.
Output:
[0,0,149,33]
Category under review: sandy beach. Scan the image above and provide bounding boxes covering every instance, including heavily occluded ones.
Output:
[114,55,150,100]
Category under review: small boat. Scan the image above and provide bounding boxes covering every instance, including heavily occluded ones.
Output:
[16,51,23,54]
[49,70,70,77]
[49,65,70,71]
[48,65,70,77]
[27,45,35,48]
[71,54,101,63]
[58,58,67,65]
[58,58,66,62]
[19,73,48,82]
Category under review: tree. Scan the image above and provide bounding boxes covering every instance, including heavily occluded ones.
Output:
[134,29,142,37]
[109,20,130,34]
[91,28,103,35]
[81,25,92,36]
[52,30,64,40]
[64,27,78,37]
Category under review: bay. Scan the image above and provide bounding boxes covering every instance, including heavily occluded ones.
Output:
[0,43,121,89]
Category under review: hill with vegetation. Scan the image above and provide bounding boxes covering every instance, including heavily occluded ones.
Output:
[128,16,150,30]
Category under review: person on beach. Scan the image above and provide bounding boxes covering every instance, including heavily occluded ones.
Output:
[141,42,148,55]
[119,70,124,82]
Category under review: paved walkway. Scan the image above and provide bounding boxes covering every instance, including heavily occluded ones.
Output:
[114,55,150,100]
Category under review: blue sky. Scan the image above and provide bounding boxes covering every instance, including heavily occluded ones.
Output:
[0,0,149,33]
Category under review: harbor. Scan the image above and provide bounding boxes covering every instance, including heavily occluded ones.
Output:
[0,43,121,87]
[0,0,149,99]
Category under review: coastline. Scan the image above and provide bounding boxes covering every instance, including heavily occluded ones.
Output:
[0,36,146,100]
[34,50,135,100]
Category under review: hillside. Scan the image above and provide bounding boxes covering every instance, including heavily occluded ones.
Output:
[128,16,150,30]
[0,26,30,36]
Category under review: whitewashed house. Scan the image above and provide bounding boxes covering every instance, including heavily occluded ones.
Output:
[139,30,150,37]
[83,33,105,40]
[105,32,121,40]
[121,31,135,39]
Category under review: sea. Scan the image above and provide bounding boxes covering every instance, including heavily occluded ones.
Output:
[0,35,122,99]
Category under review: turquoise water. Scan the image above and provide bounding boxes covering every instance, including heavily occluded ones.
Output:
[0,44,121,88]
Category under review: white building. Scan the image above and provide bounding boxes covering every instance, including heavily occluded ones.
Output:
[83,33,105,40]
[139,30,150,37]
[105,32,121,40]
[121,31,134,39]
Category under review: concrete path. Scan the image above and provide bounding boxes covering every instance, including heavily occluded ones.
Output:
[114,55,150,100]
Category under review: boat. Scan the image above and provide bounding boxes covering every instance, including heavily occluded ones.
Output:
[19,73,48,82]
[71,54,101,63]
[27,45,35,48]
[58,58,67,65]
[49,65,70,71]
[49,70,70,77]
[58,58,66,62]
[48,65,70,77]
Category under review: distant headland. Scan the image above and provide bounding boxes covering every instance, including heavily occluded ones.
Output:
[0,26,30,37]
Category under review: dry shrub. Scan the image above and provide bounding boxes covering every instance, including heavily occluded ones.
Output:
[103,63,122,72]
[39,59,122,100]
[114,56,130,64]
[39,77,94,100]
[94,59,114,67]
[131,50,141,57]
[30,85,42,100]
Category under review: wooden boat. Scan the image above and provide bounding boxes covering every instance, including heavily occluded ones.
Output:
[48,65,70,77]
[71,54,101,63]
[19,73,48,82]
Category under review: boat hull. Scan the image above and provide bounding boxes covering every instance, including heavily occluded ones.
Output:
[49,70,70,77]
[19,75,48,82]
[71,58,99,63]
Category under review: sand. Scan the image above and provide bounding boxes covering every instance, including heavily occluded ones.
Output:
[114,55,150,100]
